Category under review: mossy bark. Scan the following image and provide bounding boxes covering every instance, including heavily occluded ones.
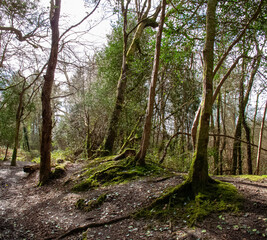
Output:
[187,0,217,192]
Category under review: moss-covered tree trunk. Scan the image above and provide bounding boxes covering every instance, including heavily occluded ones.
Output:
[39,0,60,185]
[135,0,166,166]
[187,0,217,192]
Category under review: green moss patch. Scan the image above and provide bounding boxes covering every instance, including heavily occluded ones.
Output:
[72,157,167,192]
[232,175,267,181]
[135,180,242,226]
[76,193,107,212]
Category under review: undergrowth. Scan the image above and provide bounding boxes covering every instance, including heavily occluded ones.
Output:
[72,156,167,192]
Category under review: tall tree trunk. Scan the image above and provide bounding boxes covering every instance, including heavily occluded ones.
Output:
[104,2,160,154]
[232,53,261,175]
[187,0,218,191]
[219,91,226,175]
[23,125,31,152]
[255,101,267,175]
[39,0,61,185]
[135,0,166,165]
[214,93,221,175]
[11,83,25,166]
[4,144,9,161]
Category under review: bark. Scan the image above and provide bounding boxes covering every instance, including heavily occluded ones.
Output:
[4,144,9,161]
[11,81,25,166]
[232,118,242,175]
[104,2,160,154]
[255,101,267,175]
[23,125,31,152]
[219,91,227,175]
[188,0,217,191]
[39,0,61,185]
[214,93,221,175]
[135,0,166,165]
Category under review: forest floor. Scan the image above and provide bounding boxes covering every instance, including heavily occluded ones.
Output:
[0,160,266,240]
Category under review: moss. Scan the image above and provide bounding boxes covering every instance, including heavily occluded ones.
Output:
[232,175,267,181]
[135,179,242,226]
[184,181,242,225]
[72,157,168,192]
[76,193,107,212]
[72,178,99,192]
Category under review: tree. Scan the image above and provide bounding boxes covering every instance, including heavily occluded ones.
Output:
[103,0,160,154]
[186,0,218,191]
[191,0,264,148]
[39,0,61,185]
[135,0,166,165]
[11,72,42,166]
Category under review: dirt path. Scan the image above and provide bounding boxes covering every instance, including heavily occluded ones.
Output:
[0,161,266,240]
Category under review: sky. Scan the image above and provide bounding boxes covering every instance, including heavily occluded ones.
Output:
[41,0,114,49]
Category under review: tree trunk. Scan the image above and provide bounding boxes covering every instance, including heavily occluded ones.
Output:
[39,0,61,185]
[4,144,9,161]
[232,52,261,175]
[11,84,25,166]
[23,125,31,152]
[219,92,226,175]
[214,93,221,175]
[104,2,160,154]
[255,101,267,175]
[187,0,217,191]
[135,0,166,166]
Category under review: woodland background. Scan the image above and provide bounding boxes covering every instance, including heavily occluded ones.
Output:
[0,0,266,178]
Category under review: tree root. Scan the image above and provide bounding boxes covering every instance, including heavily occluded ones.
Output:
[47,214,132,240]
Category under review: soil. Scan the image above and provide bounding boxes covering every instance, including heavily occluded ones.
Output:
[0,160,266,240]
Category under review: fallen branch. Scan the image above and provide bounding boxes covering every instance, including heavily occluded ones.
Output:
[48,214,131,240]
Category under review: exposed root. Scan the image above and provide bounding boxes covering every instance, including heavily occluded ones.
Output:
[47,214,132,240]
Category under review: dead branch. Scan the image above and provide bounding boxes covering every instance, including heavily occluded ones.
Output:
[49,214,131,240]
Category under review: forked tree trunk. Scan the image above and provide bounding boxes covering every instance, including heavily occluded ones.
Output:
[135,0,166,166]
[39,0,61,185]
[104,2,160,154]
[187,0,217,191]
